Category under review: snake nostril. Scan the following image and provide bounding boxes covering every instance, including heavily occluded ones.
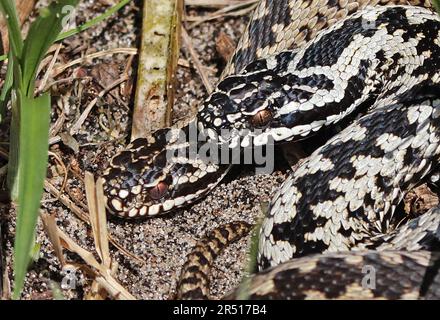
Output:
[251,110,273,127]
[149,181,168,200]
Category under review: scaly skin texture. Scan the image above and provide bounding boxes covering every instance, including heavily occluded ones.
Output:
[227,250,440,300]
[198,7,440,147]
[176,221,252,300]
[258,94,440,270]
[101,0,440,300]
[102,0,435,219]
[178,198,440,299]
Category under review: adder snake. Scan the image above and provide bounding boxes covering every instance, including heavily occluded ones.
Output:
[102,0,440,299]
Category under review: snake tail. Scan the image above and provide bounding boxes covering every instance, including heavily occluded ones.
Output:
[176,221,253,300]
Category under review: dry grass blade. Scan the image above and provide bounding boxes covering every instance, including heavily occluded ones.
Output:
[131,0,183,140]
[51,48,138,78]
[43,180,145,264]
[37,43,63,92]
[1,264,11,300]
[181,27,213,93]
[41,212,66,266]
[44,180,88,221]
[185,0,250,6]
[69,75,128,135]
[96,178,111,268]
[0,222,5,299]
[186,0,258,27]
[41,212,135,299]
[178,57,217,72]
[84,172,112,299]
[84,173,100,258]
[84,172,111,268]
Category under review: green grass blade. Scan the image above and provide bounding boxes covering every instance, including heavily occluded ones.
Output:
[0,51,14,120]
[56,0,131,42]
[235,204,268,300]
[21,0,79,96]
[434,0,440,15]
[0,0,130,63]
[7,88,19,199]
[0,0,23,58]
[13,92,51,299]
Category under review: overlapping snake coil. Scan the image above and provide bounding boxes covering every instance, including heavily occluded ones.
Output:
[102,0,440,299]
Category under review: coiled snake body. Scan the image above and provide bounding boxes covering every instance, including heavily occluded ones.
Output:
[102,0,440,299]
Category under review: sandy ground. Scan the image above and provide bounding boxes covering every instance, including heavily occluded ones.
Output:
[0,0,291,300]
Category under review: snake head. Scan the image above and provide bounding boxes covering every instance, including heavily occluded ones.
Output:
[197,62,281,147]
[198,48,364,147]
[102,125,230,218]
[197,51,326,147]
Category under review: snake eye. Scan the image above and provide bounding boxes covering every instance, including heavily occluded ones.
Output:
[251,110,273,127]
[149,181,168,200]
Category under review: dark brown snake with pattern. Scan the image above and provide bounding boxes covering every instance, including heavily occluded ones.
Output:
[102,0,440,299]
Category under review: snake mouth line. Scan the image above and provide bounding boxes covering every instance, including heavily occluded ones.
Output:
[103,162,233,218]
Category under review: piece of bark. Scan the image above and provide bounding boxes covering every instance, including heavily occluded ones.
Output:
[215,31,235,62]
[404,184,439,216]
